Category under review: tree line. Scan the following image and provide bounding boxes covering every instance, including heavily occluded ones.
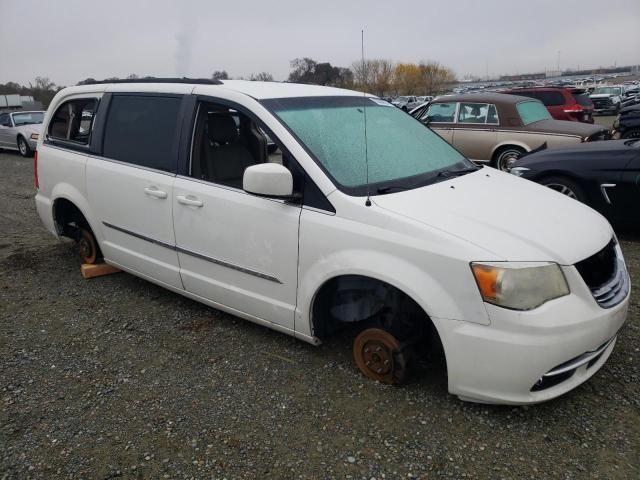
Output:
[287,57,457,96]
[0,59,455,109]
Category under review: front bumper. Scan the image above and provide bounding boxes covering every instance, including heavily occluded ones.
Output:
[434,263,629,405]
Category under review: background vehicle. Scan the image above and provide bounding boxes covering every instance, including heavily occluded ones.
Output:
[411,93,608,170]
[416,95,434,104]
[511,140,640,228]
[0,110,44,157]
[613,104,640,139]
[590,86,623,114]
[504,87,594,123]
[392,95,420,111]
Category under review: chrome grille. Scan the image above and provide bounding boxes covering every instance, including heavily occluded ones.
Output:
[575,240,629,309]
[591,259,629,308]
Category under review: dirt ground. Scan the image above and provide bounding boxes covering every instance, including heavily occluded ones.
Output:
[1,151,639,479]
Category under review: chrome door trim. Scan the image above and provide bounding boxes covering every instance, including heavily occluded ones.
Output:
[102,221,282,284]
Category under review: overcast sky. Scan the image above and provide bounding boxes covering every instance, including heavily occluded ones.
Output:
[1,0,638,86]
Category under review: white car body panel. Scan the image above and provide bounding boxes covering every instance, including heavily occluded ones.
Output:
[33,80,630,405]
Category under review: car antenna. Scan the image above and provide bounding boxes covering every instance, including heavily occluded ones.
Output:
[361,29,371,207]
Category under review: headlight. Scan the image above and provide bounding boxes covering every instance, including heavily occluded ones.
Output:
[30,133,39,140]
[471,262,569,310]
[510,166,530,177]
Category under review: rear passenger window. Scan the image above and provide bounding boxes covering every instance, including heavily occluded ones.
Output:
[103,95,181,172]
[48,98,98,145]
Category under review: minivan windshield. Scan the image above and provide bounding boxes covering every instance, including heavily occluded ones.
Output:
[516,101,552,125]
[263,96,474,195]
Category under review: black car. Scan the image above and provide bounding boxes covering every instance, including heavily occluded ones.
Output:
[511,140,640,228]
[613,104,640,139]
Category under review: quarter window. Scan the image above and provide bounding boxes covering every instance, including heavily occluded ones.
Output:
[48,98,98,145]
[103,95,181,172]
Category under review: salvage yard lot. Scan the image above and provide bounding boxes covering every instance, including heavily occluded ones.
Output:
[1,151,638,479]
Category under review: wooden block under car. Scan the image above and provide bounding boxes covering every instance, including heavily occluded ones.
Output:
[80,263,121,279]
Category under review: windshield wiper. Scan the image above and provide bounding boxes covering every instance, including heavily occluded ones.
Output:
[436,166,480,178]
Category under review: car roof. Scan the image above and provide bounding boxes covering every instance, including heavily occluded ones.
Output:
[218,80,366,99]
[433,92,534,104]
[56,80,368,101]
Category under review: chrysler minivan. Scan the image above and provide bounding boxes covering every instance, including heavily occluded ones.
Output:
[35,79,629,405]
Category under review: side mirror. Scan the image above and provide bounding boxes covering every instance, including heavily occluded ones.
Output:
[422,116,432,126]
[243,163,296,200]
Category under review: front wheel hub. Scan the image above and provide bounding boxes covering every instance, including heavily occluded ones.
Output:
[353,328,408,384]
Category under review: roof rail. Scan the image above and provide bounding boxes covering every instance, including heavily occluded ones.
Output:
[77,77,222,86]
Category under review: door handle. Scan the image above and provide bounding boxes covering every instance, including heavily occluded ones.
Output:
[176,195,203,207]
[144,186,168,199]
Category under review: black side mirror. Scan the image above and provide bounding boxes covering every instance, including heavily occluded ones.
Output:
[422,116,432,126]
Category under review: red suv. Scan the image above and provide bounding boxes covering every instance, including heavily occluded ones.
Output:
[503,87,594,123]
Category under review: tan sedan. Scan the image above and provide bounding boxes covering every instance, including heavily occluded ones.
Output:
[410,93,609,170]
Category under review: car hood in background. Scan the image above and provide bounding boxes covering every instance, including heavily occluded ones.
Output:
[525,119,606,137]
[590,94,618,99]
[373,168,612,265]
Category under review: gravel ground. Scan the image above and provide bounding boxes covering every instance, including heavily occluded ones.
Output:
[1,151,639,479]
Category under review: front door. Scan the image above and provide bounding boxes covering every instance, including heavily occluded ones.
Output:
[172,100,301,330]
[418,102,457,143]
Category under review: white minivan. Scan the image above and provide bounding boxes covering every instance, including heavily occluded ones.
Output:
[35,78,630,405]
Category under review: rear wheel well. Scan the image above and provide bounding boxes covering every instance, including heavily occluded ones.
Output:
[311,275,442,351]
[53,198,91,240]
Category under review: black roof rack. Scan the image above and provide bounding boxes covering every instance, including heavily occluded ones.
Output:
[78,77,222,86]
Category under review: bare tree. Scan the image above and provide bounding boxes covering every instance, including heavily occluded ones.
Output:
[249,72,274,82]
[419,61,457,96]
[211,70,229,81]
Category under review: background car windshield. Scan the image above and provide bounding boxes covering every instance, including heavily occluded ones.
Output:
[593,87,621,95]
[264,96,469,193]
[12,112,44,126]
[516,101,552,125]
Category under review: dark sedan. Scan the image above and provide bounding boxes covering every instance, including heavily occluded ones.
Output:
[613,104,640,139]
[511,139,640,228]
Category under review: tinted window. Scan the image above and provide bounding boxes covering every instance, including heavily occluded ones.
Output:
[48,98,98,145]
[103,95,181,172]
[517,91,564,106]
[573,94,593,107]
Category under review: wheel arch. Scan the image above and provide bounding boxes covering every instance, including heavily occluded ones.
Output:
[50,185,100,241]
[298,250,479,343]
[490,141,530,160]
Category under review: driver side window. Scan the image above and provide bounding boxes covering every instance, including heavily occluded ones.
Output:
[190,101,292,190]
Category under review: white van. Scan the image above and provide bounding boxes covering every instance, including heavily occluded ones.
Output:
[35,79,629,405]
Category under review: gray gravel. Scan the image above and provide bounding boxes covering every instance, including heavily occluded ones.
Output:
[1,151,639,479]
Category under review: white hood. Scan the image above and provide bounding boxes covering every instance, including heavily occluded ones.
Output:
[372,169,612,265]
[590,93,617,99]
